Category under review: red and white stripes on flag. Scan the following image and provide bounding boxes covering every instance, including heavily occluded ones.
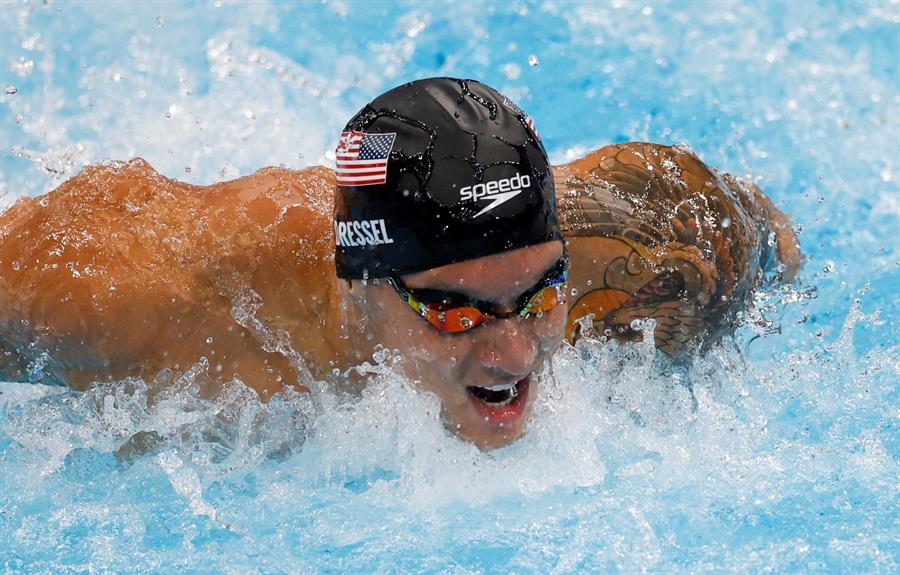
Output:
[335,130,397,187]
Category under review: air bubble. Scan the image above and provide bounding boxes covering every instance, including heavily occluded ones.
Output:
[528,55,539,67]
[4,85,17,95]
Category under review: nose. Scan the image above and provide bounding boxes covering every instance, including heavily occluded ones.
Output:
[473,318,539,378]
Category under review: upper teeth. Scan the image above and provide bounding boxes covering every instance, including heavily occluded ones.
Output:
[482,384,516,392]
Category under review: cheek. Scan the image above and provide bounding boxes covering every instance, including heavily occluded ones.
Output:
[408,330,471,371]
[376,307,470,371]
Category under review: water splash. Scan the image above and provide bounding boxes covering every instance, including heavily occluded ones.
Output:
[1,1,897,572]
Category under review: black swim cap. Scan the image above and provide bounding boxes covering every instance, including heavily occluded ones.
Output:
[333,77,561,279]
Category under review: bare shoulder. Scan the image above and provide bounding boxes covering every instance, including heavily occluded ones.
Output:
[209,164,336,246]
[0,159,202,379]
[0,159,339,387]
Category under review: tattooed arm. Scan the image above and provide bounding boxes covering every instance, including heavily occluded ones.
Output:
[555,142,801,356]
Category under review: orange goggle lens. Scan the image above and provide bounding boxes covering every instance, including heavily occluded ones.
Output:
[409,284,563,333]
[419,305,491,333]
[520,284,561,317]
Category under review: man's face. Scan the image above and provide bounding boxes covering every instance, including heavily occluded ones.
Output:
[361,241,566,450]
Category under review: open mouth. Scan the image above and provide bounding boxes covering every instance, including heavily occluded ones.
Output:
[466,376,531,426]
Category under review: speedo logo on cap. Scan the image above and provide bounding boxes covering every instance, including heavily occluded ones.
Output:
[460,173,531,218]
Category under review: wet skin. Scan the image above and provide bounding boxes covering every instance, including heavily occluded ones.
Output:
[0,142,800,448]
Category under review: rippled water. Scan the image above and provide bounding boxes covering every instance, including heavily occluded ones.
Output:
[1,1,898,573]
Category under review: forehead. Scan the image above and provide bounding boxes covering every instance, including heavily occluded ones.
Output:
[402,241,564,302]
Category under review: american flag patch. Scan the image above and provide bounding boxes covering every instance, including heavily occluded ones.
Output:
[335,130,396,187]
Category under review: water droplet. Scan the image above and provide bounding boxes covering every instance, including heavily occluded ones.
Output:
[184,166,192,173]
[528,55,539,67]
[156,16,165,27]
[823,260,835,273]
[11,57,34,77]
[206,337,214,344]
[570,287,579,296]
[721,216,731,228]
[11,261,20,271]
[112,72,122,82]
[4,85,17,95]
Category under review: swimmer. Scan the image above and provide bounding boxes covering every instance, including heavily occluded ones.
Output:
[0,78,799,449]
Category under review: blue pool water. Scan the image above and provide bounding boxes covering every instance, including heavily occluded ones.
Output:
[1,1,898,573]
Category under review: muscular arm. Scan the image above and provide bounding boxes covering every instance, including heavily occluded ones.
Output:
[556,142,801,355]
[0,159,343,393]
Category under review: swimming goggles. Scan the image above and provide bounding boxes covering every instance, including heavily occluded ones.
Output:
[386,253,568,334]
